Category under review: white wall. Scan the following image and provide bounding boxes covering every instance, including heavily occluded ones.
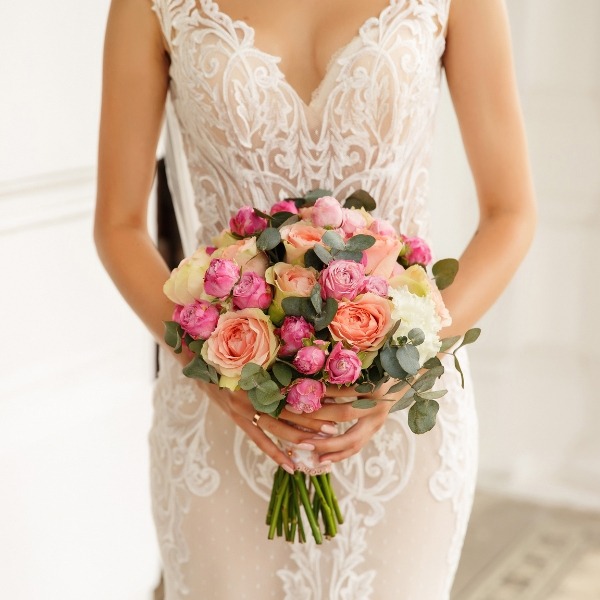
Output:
[430,0,600,509]
[0,2,160,598]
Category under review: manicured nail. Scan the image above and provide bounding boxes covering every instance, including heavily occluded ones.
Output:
[321,424,338,435]
[282,464,295,475]
[296,443,315,451]
[319,460,333,467]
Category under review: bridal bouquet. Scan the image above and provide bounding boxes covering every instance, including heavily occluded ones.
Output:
[163,190,479,544]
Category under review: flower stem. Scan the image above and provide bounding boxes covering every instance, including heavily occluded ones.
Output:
[295,471,323,544]
[268,473,289,540]
[326,473,344,524]
[266,467,283,525]
[311,475,336,537]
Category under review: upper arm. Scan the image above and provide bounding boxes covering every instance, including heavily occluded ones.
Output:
[443,0,535,219]
[95,0,170,237]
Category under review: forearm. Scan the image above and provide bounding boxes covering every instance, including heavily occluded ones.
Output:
[440,203,536,338]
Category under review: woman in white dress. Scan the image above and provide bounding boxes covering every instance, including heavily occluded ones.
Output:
[94,0,536,598]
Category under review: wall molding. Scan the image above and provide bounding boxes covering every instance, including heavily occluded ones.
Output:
[0,167,96,234]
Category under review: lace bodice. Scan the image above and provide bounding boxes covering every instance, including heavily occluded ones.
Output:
[153,0,449,246]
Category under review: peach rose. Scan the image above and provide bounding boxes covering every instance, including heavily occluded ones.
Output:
[389,265,431,297]
[265,263,318,323]
[201,308,279,388]
[280,222,327,265]
[212,237,269,277]
[354,228,403,279]
[329,292,394,351]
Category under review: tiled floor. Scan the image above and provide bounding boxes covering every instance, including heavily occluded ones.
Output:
[452,492,600,600]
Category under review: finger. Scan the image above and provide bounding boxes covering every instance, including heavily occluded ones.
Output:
[324,385,361,398]
[313,400,389,423]
[279,409,338,434]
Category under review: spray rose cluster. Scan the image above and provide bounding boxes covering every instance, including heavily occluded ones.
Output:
[163,190,479,545]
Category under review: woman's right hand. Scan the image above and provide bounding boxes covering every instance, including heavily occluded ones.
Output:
[194,380,338,473]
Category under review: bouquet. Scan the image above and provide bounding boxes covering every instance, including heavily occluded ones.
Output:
[163,189,479,544]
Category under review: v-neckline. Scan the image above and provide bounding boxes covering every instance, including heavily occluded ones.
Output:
[203,0,396,109]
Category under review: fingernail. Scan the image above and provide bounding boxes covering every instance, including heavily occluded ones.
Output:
[321,424,338,435]
[281,464,295,475]
[319,460,333,467]
[296,443,315,451]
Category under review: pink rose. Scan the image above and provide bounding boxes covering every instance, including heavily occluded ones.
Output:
[429,282,452,328]
[293,345,327,375]
[369,219,396,237]
[173,300,220,340]
[319,260,366,301]
[270,200,299,215]
[286,379,326,413]
[232,272,272,310]
[229,206,268,237]
[329,292,394,351]
[361,275,389,297]
[280,222,327,264]
[212,237,269,277]
[311,196,344,228]
[203,258,240,298]
[340,208,367,237]
[402,235,433,266]
[201,308,279,380]
[355,228,403,279]
[325,342,362,385]
[278,316,315,357]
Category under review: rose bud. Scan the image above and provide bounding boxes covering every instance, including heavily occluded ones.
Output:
[311,196,344,228]
[340,208,367,237]
[320,259,366,301]
[325,342,362,385]
[402,235,433,266]
[173,300,220,340]
[270,199,299,215]
[293,345,327,375]
[369,218,396,237]
[203,258,240,298]
[286,379,326,413]
[278,316,315,357]
[229,206,268,237]
[361,275,389,297]
[232,272,273,310]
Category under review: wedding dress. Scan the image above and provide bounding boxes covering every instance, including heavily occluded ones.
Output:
[149,1,478,598]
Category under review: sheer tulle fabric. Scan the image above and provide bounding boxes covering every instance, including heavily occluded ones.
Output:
[149,1,478,598]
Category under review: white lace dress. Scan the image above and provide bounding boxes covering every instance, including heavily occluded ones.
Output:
[149,1,478,598]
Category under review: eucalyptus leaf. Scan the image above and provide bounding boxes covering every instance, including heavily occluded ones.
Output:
[313,244,333,265]
[282,296,307,317]
[335,250,363,263]
[303,248,324,270]
[182,356,211,382]
[313,297,338,331]
[207,364,219,385]
[304,189,333,204]
[256,227,282,251]
[412,366,445,393]
[322,230,346,251]
[386,380,409,395]
[343,189,376,211]
[389,396,415,413]
[188,340,204,355]
[407,328,425,346]
[439,335,461,353]
[408,399,440,434]
[416,389,448,401]
[458,327,481,348]
[423,356,442,369]
[248,388,281,415]
[352,399,378,410]
[253,208,271,220]
[164,321,182,350]
[271,211,298,229]
[355,383,374,394]
[272,362,293,387]
[380,346,409,380]
[310,284,323,314]
[346,234,376,252]
[454,354,465,388]
[396,344,420,375]
[432,258,459,290]
[241,363,262,379]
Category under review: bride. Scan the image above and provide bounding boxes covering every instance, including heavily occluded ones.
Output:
[94,0,536,598]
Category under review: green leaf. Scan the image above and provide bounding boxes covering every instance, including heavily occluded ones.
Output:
[386,380,409,395]
[415,389,447,401]
[439,335,461,353]
[423,356,442,369]
[313,244,333,265]
[282,296,308,317]
[303,249,324,270]
[271,211,298,229]
[335,250,363,263]
[182,356,211,382]
[412,366,445,393]
[256,227,282,251]
[407,328,425,346]
[322,230,346,251]
[454,354,465,388]
[253,208,271,220]
[257,379,283,403]
[458,327,481,348]
[272,362,293,387]
[310,284,323,314]
[187,340,204,355]
[313,297,338,331]
[408,399,440,434]
[248,388,281,415]
[304,189,333,204]
[389,396,414,413]
[343,189,376,211]
[345,234,376,252]
[432,258,459,291]
[380,346,409,380]
[164,321,182,351]
[396,345,420,375]
[355,383,374,394]
[207,364,219,385]
[352,399,378,410]
[241,363,262,378]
